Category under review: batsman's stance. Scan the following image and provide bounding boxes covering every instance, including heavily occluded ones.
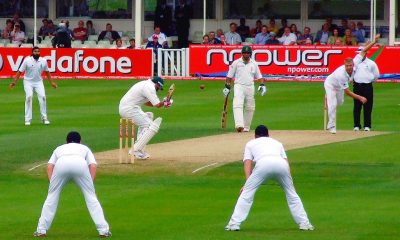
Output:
[223,46,266,132]
[225,125,314,232]
[119,77,173,159]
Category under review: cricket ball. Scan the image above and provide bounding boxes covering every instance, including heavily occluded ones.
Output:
[200,84,205,90]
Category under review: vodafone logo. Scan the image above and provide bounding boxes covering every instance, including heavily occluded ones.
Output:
[0,54,3,71]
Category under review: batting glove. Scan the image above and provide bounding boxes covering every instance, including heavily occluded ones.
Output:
[222,84,231,97]
[164,99,173,108]
[258,84,267,96]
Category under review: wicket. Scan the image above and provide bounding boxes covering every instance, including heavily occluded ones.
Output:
[119,118,135,164]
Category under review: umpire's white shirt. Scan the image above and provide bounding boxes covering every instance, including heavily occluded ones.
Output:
[353,57,380,83]
[324,65,353,90]
[227,58,262,86]
[19,56,49,82]
[119,79,161,110]
[244,137,287,163]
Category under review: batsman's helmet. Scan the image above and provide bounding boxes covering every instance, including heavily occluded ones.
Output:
[241,46,252,55]
[152,76,164,90]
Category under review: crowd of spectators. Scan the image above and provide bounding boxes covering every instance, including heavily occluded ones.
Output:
[200,17,370,46]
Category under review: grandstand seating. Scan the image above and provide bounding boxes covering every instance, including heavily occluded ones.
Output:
[192,31,203,44]
[20,43,33,48]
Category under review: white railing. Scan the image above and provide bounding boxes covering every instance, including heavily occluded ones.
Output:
[157,48,189,77]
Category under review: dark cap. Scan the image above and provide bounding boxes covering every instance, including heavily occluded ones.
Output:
[66,131,81,143]
[241,45,252,54]
[255,125,269,137]
[151,76,164,90]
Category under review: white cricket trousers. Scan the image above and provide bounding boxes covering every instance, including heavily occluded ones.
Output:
[324,83,344,129]
[23,80,48,122]
[233,84,255,130]
[36,159,109,235]
[228,159,311,227]
[119,105,154,139]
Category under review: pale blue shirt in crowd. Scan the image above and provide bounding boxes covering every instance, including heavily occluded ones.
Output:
[320,32,329,44]
[254,32,270,45]
[224,31,242,45]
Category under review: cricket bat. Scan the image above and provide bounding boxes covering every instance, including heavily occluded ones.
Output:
[221,93,229,129]
[166,84,175,101]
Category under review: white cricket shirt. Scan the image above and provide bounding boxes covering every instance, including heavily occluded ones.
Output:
[48,143,97,165]
[227,58,262,86]
[18,56,49,82]
[353,57,380,84]
[325,65,354,90]
[243,137,287,163]
[119,79,161,108]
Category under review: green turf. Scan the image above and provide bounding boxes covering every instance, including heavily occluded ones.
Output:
[0,79,399,239]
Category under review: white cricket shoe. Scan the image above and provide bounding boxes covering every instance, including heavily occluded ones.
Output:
[25,121,31,126]
[328,127,336,134]
[43,119,50,125]
[33,231,47,237]
[353,127,360,131]
[299,223,315,231]
[133,150,150,160]
[243,128,250,132]
[99,231,112,238]
[225,224,240,231]
[364,127,371,131]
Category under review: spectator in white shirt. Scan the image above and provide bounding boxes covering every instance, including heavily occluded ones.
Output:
[225,22,242,45]
[148,26,168,47]
[10,23,25,45]
[278,27,296,45]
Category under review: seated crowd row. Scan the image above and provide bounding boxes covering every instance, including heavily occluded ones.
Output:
[1,16,375,49]
[201,18,369,46]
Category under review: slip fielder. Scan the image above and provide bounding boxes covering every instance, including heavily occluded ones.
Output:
[225,125,314,231]
[34,131,111,238]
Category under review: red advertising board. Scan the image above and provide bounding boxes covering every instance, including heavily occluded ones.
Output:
[0,48,153,79]
[189,45,399,77]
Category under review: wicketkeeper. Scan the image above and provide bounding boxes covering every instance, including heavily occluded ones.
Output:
[223,46,266,132]
[119,77,173,159]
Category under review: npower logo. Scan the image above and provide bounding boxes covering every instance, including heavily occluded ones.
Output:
[2,49,132,74]
[206,49,343,67]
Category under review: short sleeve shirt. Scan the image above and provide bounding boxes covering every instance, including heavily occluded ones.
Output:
[119,79,161,108]
[243,137,287,163]
[48,143,97,165]
[325,65,352,90]
[227,58,262,86]
[18,56,49,82]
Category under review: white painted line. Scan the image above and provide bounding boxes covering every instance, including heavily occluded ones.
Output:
[28,162,47,172]
[192,162,219,174]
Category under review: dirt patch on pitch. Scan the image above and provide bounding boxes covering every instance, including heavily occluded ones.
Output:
[94,130,385,174]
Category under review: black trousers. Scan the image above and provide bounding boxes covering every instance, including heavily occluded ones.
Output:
[353,82,374,128]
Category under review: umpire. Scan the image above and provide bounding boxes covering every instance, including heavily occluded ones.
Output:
[353,44,380,131]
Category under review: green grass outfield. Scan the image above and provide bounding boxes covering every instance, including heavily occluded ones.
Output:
[0,79,399,239]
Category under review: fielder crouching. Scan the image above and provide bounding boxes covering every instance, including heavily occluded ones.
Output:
[119,77,173,159]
